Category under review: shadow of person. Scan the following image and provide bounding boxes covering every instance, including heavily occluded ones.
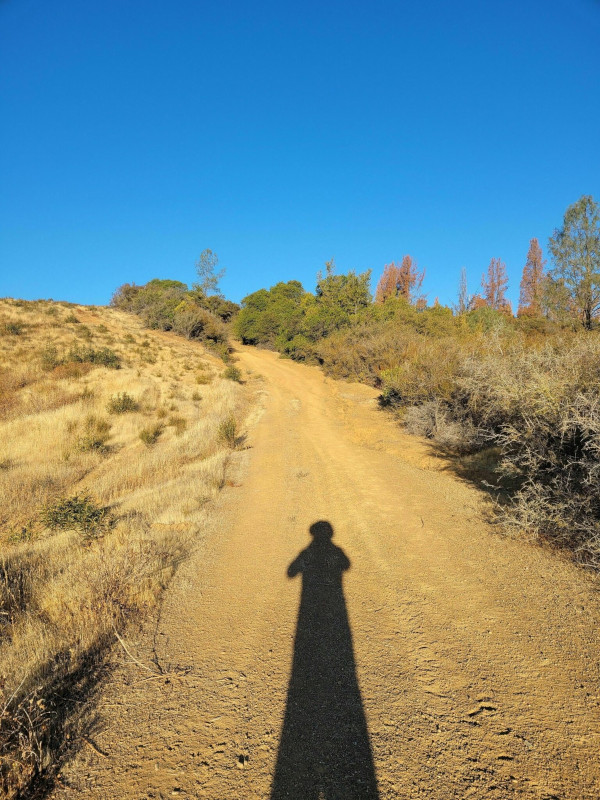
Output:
[270,521,379,800]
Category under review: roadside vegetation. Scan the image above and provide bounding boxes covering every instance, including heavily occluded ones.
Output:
[110,249,239,363]
[0,298,247,797]
[235,195,600,568]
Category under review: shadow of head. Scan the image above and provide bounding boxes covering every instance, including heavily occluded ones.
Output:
[309,520,334,542]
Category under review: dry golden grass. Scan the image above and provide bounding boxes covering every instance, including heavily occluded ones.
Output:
[0,298,248,797]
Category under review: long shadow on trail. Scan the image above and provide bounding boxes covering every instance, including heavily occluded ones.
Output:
[271,521,379,800]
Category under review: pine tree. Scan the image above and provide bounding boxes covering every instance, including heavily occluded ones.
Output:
[518,238,546,316]
[548,195,600,329]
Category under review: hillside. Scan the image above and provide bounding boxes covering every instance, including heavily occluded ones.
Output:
[0,298,248,797]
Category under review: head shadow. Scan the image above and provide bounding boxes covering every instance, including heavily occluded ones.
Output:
[271,521,379,800]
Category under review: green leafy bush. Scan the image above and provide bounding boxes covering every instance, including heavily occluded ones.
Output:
[41,494,112,538]
[139,423,164,446]
[1,321,25,335]
[218,415,238,448]
[107,392,139,414]
[68,345,121,369]
[223,365,242,382]
[40,344,61,370]
[76,416,111,452]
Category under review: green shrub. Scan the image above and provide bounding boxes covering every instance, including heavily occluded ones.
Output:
[76,416,111,452]
[68,345,121,369]
[223,365,242,382]
[139,423,163,446]
[74,324,93,340]
[213,342,232,363]
[64,313,80,324]
[218,415,238,448]
[107,392,139,414]
[1,321,25,335]
[40,344,61,370]
[40,494,112,539]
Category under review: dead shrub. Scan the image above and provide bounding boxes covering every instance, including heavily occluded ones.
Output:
[402,401,485,455]
[51,362,93,380]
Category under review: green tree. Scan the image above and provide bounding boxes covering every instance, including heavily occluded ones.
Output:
[194,249,225,297]
[306,259,372,339]
[234,281,310,346]
[315,259,372,314]
[548,195,600,329]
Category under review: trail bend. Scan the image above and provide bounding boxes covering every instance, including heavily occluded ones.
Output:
[53,346,600,800]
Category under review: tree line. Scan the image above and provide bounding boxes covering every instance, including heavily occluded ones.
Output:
[235,195,600,357]
[375,195,600,325]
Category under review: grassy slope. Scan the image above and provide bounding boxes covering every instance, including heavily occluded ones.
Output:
[0,298,247,797]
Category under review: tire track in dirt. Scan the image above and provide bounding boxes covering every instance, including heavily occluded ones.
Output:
[52,347,600,800]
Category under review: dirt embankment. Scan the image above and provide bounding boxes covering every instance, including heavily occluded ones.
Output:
[52,346,600,800]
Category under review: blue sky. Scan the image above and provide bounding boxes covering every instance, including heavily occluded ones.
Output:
[1,0,599,308]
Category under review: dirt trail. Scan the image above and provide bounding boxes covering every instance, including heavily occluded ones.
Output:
[53,347,600,799]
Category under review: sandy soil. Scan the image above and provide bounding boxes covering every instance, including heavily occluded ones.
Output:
[51,346,600,799]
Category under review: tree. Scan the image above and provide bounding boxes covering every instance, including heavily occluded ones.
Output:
[456,267,469,315]
[315,259,372,315]
[481,258,509,312]
[375,262,402,303]
[469,293,488,311]
[194,249,225,297]
[518,238,546,317]
[375,255,424,305]
[548,195,600,329]
[397,255,425,304]
[234,281,309,346]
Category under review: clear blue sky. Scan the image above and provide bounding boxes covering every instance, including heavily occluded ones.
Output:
[1,0,599,308]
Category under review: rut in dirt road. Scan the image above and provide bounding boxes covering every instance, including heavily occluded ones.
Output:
[51,346,600,800]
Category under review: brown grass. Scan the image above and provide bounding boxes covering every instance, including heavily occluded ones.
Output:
[0,298,247,797]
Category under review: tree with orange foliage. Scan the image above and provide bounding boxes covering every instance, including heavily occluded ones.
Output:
[469,293,488,311]
[375,256,425,304]
[398,255,425,303]
[518,238,546,316]
[374,261,402,302]
[481,258,509,311]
